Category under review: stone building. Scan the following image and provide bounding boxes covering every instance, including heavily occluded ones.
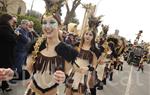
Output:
[0,0,26,15]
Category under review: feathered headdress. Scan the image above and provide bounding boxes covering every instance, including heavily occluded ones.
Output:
[107,36,118,47]
[99,24,109,39]
[31,0,65,65]
[98,24,109,45]
[43,0,65,24]
[101,24,109,35]
[88,15,103,33]
[44,0,64,16]
[106,36,119,58]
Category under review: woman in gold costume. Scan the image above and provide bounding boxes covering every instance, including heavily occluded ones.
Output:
[24,0,78,95]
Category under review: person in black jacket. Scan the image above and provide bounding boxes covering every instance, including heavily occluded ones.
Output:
[0,14,17,92]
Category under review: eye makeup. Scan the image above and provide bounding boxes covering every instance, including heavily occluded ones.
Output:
[42,19,58,29]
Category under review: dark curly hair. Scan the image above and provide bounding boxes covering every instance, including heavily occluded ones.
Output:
[0,14,13,25]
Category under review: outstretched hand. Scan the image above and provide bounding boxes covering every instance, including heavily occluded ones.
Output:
[0,68,14,81]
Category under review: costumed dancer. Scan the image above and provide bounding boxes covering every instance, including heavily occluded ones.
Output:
[137,50,148,72]
[116,37,126,71]
[24,0,78,95]
[96,24,109,90]
[96,41,110,89]
[98,24,109,47]
[65,15,101,95]
[106,36,118,81]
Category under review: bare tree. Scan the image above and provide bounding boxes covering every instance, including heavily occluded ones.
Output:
[64,0,81,26]
[0,0,17,13]
[0,0,7,12]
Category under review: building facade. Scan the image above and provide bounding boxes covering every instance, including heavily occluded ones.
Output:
[0,0,26,15]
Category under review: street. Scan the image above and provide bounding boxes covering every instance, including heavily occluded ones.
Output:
[97,62,150,95]
[0,62,150,95]
[0,0,149,95]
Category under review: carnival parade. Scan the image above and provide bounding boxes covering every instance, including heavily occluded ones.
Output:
[0,0,150,95]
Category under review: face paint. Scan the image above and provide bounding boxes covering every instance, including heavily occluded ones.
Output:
[42,19,58,29]
[49,20,58,29]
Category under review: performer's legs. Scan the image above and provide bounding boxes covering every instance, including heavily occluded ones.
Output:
[90,87,96,95]
[141,65,144,72]
[109,65,114,81]
[120,63,123,71]
[96,80,103,90]
[137,64,141,71]
[114,61,117,69]
[1,81,12,92]
[109,72,113,81]
[116,64,120,70]
[103,78,107,85]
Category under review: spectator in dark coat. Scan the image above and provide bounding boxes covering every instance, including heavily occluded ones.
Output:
[14,19,31,76]
[0,14,17,92]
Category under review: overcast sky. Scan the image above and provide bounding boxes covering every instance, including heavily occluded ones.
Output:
[23,0,150,43]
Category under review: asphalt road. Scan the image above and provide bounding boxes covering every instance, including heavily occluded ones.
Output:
[97,62,150,95]
[0,62,149,95]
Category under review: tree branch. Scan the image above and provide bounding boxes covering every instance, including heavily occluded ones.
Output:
[65,0,70,12]
[71,0,80,12]
[72,0,77,8]
[0,1,4,4]
[74,0,80,9]
[64,0,81,26]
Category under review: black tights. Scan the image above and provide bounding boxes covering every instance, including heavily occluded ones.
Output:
[138,64,144,72]
[90,87,96,95]
[1,81,9,90]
